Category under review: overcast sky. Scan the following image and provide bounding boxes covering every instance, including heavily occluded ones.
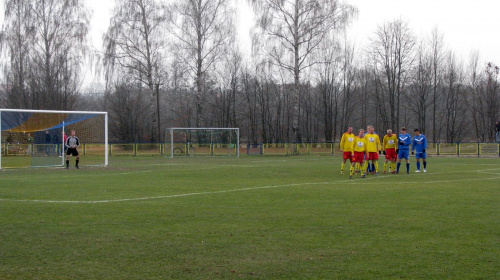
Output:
[348,0,500,63]
[1,0,499,85]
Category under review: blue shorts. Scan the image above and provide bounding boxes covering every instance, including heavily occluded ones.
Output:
[398,149,409,160]
[415,152,427,159]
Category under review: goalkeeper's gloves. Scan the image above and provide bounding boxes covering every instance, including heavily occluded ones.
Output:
[378,150,381,155]
[423,149,426,153]
[383,150,386,155]
[396,149,399,153]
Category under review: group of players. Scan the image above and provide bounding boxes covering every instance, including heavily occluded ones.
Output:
[339,126,428,179]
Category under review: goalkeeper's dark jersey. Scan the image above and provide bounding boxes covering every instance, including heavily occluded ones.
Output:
[65,136,80,148]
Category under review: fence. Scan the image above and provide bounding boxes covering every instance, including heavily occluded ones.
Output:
[2,142,500,157]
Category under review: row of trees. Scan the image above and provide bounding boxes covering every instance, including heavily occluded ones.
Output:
[1,0,499,144]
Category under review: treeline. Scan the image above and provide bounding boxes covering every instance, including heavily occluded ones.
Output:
[1,0,498,144]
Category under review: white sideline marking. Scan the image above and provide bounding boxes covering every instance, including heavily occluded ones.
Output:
[0,181,335,204]
[117,171,153,175]
[1,168,498,204]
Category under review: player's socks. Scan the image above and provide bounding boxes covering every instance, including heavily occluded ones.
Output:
[341,162,345,174]
[76,159,79,167]
[383,162,387,172]
[416,162,420,171]
[350,165,354,177]
[371,163,375,173]
[66,160,69,169]
[397,163,401,173]
[374,161,378,173]
[406,163,410,173]
[423,161,427,169]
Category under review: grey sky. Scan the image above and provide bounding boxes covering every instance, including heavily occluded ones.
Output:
[1,0,499,86]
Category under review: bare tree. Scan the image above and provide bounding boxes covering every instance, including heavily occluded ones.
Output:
[469,53,500,141]
[469,51,487,141]
[429,27,445,142]
[314,34,357,141]
[104,0,168,142]
[484,62,499,141]
[369,19,415,130]
[168,0,235,128]
[0,0,34,108]
[211,46,243,128]
[106,80,149,143]
[1,0,91,110]
[240,65,260,144]
[166,53,193,128]
[249,0,356,142]
[31,0,91,110]
[442,51,467,142]
[407,40,433,134]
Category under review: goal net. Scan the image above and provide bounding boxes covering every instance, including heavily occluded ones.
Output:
[166,128,239,158]
[0,109,108,169]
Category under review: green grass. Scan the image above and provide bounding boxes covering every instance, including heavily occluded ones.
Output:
[0,156,499,279]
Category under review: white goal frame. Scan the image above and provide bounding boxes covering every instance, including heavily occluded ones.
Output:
[166,127,240,158]
[0,109,108,169]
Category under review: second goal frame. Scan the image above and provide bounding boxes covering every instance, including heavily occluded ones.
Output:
[166,127,240,158]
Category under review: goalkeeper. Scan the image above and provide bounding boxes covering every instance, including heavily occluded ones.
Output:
[412,129,427,173]
[65,130,80,169]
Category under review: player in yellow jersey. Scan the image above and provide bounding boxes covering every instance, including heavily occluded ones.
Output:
[350,129,367,179]
[339,126,355,175]
[382,129,398,173]
[364,125,381,175]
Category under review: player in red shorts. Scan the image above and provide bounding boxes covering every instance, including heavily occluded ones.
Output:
[350,129,367,179]
[364,125,381,175]
[339,126,355,175]
[382,129,398,173]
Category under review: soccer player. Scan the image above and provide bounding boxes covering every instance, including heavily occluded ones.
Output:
[382,129,398,173]
[65,130,80,169]
[396,127,411,174]
[339,126,355,175]
[350,129,367,179]
[364,125,381,175]
[412,129,427,172]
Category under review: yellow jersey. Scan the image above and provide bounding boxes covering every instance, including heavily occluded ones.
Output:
[364,133,381,153]
[340,132,355,152]
[382,134,398,150]
[353,136,367,152]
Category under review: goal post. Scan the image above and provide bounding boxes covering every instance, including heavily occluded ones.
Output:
[0,109,108,169]
[166,128,239,158]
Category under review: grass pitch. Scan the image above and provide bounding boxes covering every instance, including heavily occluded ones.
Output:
[0,156,499,279]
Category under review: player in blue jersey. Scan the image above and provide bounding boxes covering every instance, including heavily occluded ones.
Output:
[412,129,427,173]
[396,127,411,174]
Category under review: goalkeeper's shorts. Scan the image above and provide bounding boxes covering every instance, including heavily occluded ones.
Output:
[66,148,79,156]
